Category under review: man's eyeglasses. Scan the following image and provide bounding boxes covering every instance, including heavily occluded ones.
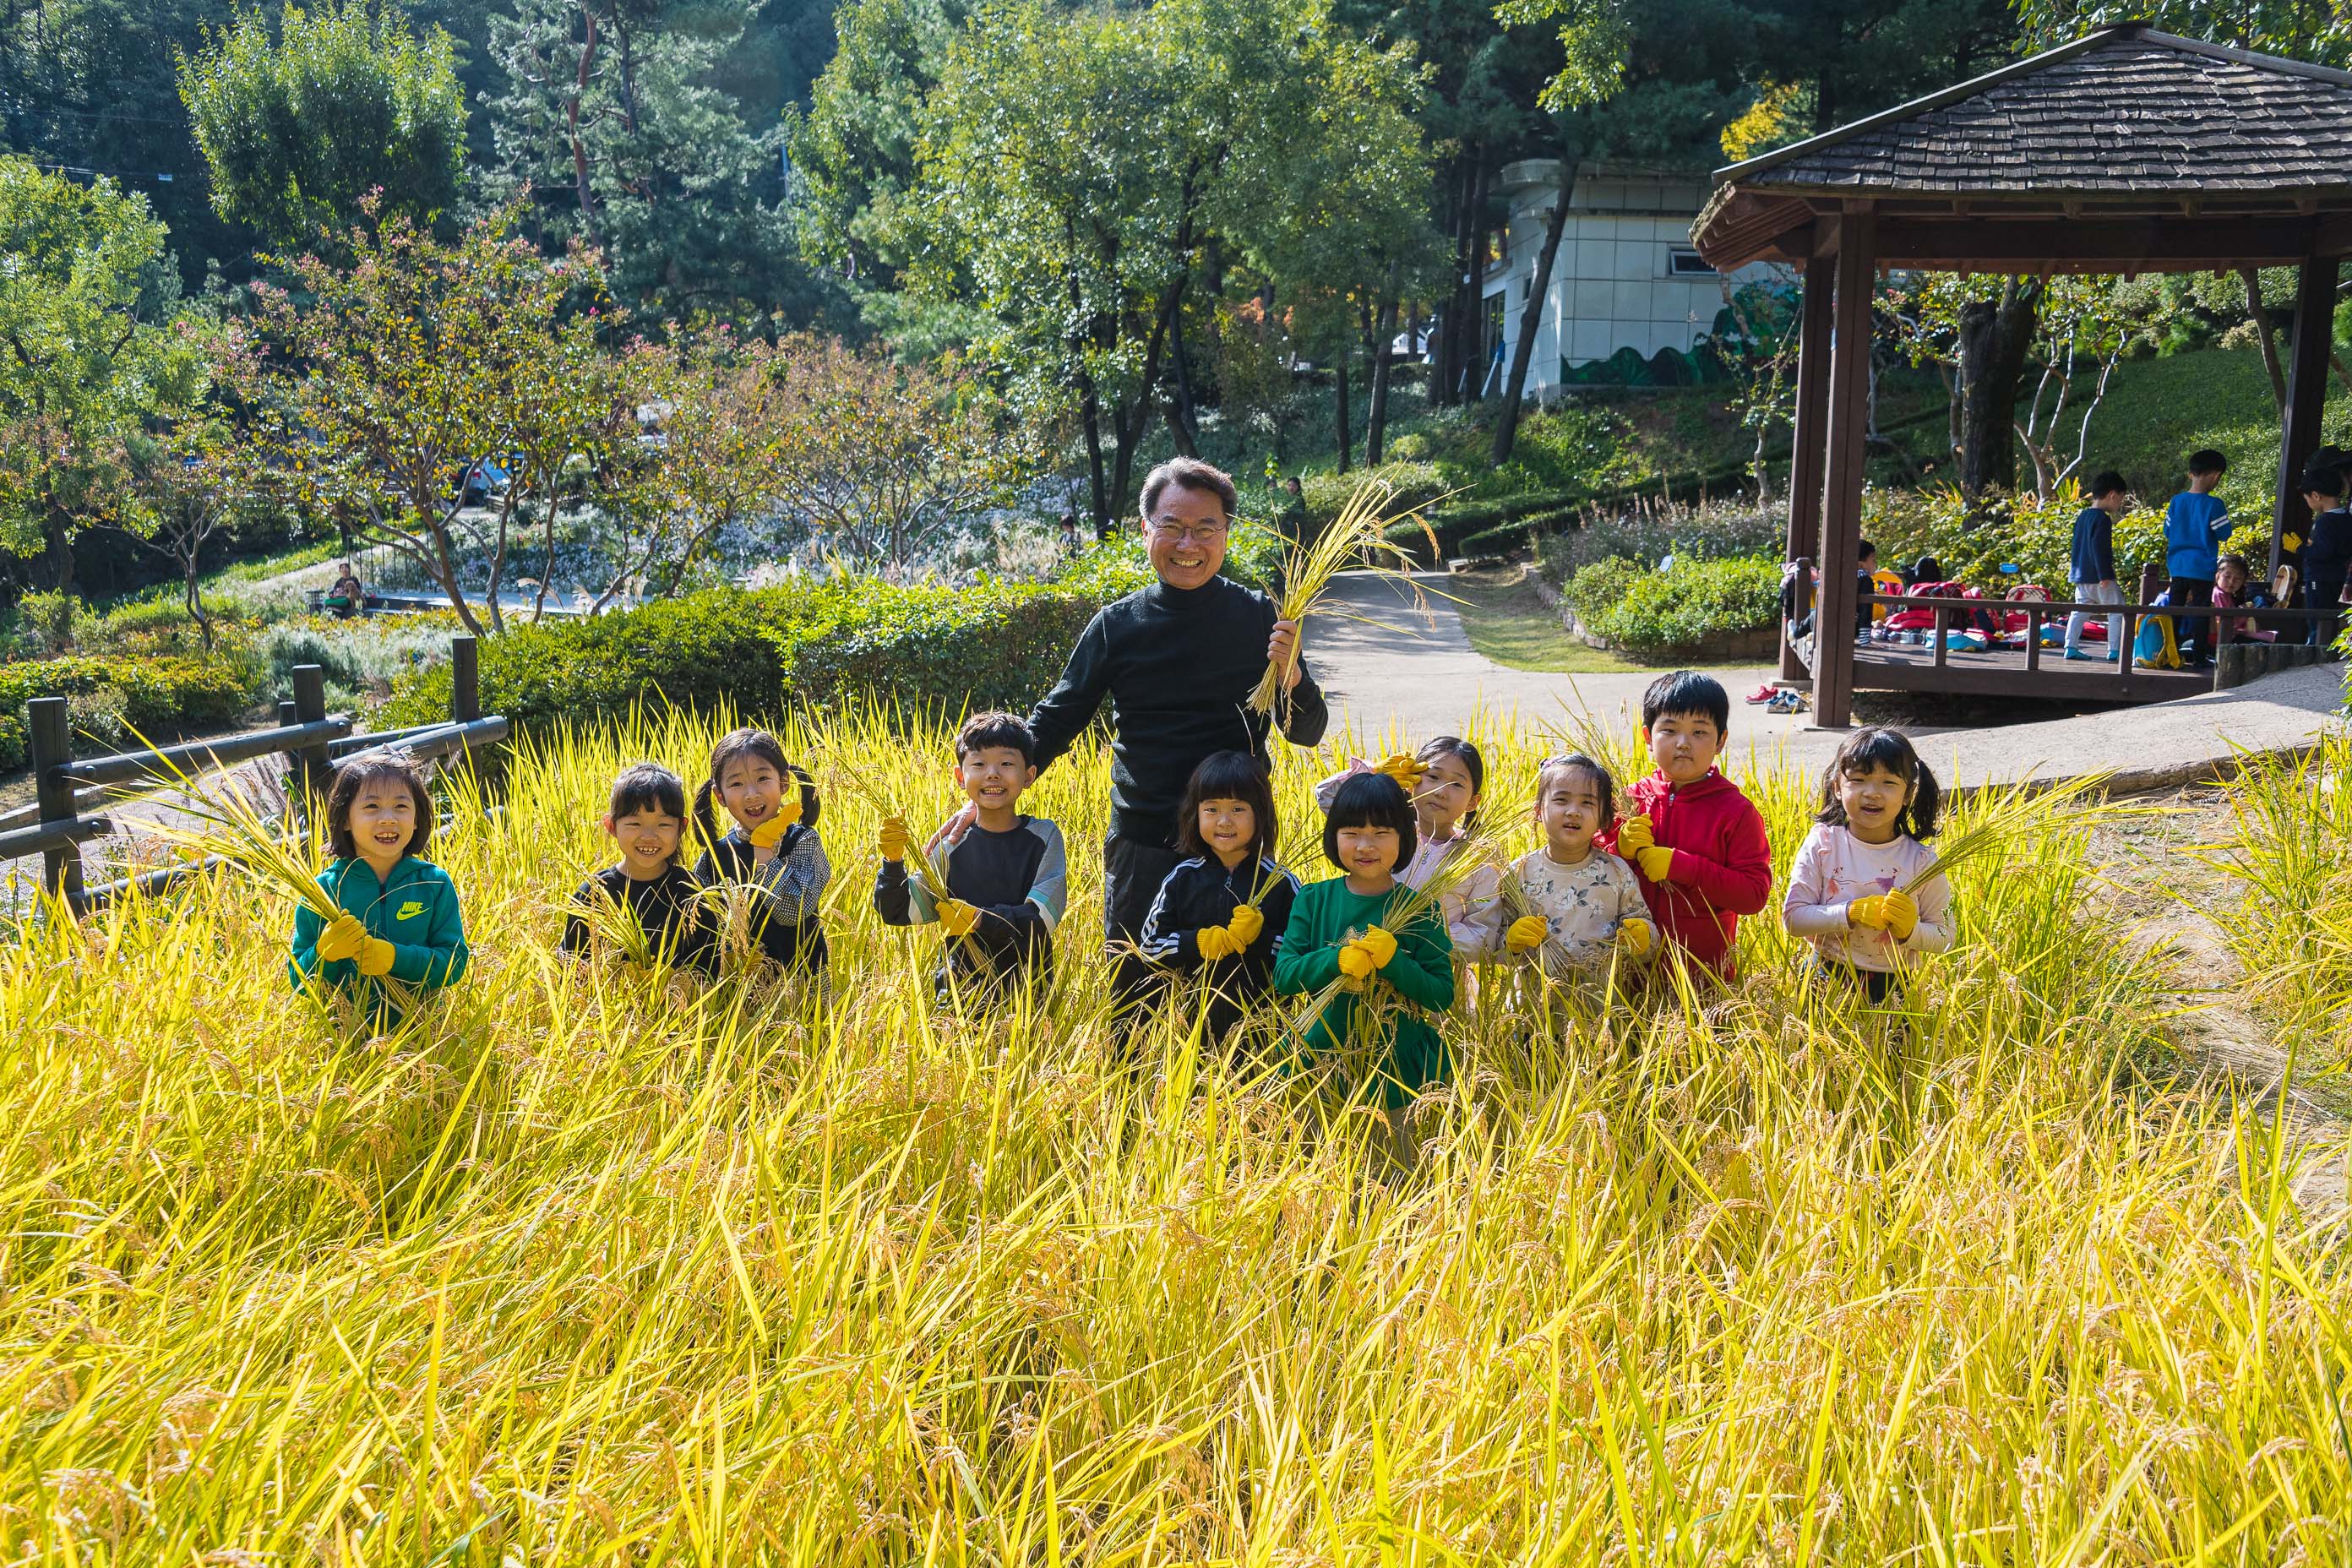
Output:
[1149,520,1229,546]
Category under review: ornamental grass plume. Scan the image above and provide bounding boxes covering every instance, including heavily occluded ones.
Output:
[1247,477,1447,716]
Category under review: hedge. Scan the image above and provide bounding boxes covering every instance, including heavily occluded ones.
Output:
[1565,555,1781,660]
[0,654,259,770]
[378,579,1111,735]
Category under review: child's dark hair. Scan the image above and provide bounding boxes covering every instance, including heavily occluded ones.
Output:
[2218,552,2250,577]
[1641,669,1729,736]
[1322,770,1417,873]
[1816,726,1941,841]
[2300,446,2349,498]
[1414,735,1484,828]
[2187,448,2228,478]
[325,754,434,862]
[611,762,689,863]
[693,727,819,848]
[1175,749,1279,863]
[955,710,1036,767]
[1535,752,1615,826]
[1858,538,1877,564]
[1908,554,1944,586]
[2089,469,2128,499]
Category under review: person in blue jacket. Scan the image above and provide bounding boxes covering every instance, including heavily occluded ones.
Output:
[290,754,469,1017]
[2162,449,2233,666]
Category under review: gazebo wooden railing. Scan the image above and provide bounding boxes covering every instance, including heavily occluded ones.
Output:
[1693,23,2352,726]
[1788,563,2340,701]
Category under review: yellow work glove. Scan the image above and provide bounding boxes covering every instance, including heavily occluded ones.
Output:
[1635,846,1674,883]
[356,937,397,977]
[315,912,367,963]
[936,899,981,938]
[1337,941,1376,981]
[1226,903,1264,949]
[1615,814,1655,856]
[1372,753,1426,790]
[1359,924,1398,969]
[877,815,912,863]
[1195,924,1240,962]
[1847,895,1890,930]
[747,795,802,850]
[1505,914,1550,954]
[1881,887,1919,941]
[1617,917,1654,957]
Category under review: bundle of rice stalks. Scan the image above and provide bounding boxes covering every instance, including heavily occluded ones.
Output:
[822,746,973,956]
[1248,478,1448,716]
[1897,772,2115,898]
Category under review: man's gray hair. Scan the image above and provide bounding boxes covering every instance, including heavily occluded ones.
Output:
[1140,457,1237,521]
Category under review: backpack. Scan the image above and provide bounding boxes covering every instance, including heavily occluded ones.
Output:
[2135,612,2180,668]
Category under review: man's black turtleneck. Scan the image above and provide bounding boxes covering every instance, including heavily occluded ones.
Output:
[1027,573,1327,847]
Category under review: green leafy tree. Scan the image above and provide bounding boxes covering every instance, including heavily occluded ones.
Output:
[177,0,466,252]
[487,0,822,325]
[2012,0,2349,64]
[0,0,242,290]
[0,157,209,593]
[909,0,1428,530]
[119,397,259,652]
[239,204,603,637]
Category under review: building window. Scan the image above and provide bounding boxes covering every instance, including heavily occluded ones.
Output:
[1667,248,1716,277]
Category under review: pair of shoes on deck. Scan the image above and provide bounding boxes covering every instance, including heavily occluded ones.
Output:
[1764,689,1810,715]
[1744,682,1780,705]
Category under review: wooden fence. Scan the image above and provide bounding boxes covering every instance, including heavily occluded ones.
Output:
[0,634,508,915]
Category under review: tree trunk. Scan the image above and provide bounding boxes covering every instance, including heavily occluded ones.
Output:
[569,7,600,244]
[1333,355,1352,476]
[1492,157,1576,465]
[1460,161,1492,405]
[2241,266,2288,415]
[1079,372,1110,538]
[1366,286,1399,466]
[35,508,74,594]
[184,563,213,652]
[1954,280,2039,498]
[1435,157,1483,408]
[1168,297,1200,455]
[1108,288,1180,520]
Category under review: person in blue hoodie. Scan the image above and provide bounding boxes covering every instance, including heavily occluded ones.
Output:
[290,754,469,1020]
[2162,449,2233,666]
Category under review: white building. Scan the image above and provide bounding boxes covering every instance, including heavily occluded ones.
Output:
[1474,159,1777,398]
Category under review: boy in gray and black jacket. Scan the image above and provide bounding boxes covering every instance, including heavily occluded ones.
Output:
[874,711,1067,1000]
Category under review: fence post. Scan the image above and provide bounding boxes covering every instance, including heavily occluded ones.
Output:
[450,634,480,723]
[290,664,333,821]
[27,696,83,914]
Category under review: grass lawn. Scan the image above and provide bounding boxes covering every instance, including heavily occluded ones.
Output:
[1449,564,1666,674]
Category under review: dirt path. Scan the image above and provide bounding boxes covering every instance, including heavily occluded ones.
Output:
[2098,786,2349,1221]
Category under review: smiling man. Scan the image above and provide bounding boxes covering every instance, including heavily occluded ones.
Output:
[1026,457,1328,1021]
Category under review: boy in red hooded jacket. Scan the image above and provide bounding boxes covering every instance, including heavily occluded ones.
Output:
[1597,671,1773,978]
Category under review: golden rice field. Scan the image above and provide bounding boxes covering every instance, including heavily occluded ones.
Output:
[4,706,2350,1564]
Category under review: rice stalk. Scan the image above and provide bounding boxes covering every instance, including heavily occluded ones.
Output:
[1247,477,1447,716]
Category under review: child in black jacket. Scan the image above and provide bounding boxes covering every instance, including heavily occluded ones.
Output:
[874,711,1067,1003]
[1137,750,1298,1045]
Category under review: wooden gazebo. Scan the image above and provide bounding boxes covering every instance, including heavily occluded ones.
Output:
[1692,24,2352,727]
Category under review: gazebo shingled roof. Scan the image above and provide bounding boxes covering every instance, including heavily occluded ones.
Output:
[1690,23,2352,727]
[1696,25,2352,275]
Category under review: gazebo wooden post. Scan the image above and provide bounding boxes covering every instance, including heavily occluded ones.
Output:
[1781,249,1835,682]
[2270,254,2338,582]
[1811,204,1876,729]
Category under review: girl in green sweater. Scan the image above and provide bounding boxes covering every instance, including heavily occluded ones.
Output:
[290,755,469,1020]
[1273,771,1455,1149]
